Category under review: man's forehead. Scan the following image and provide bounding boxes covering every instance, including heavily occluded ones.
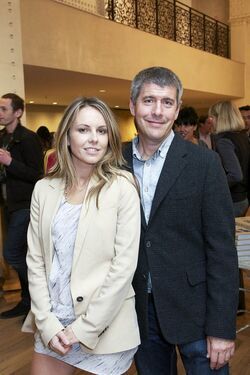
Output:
[140,83,177,97]
[0,98,12,107]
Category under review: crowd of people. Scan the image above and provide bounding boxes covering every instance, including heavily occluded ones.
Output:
[0,66,249,375]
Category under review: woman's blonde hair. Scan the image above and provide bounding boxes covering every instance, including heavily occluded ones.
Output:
[208,101,245,134]
[48,97,126,204]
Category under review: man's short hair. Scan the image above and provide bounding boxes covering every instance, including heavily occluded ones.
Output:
[1,93,24,112]
[130,66,183,105]
[239,105,250,111]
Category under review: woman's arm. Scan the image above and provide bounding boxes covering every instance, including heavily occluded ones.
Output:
[27,182,64,346]
[70,175,141,350]
[216,138,243,187]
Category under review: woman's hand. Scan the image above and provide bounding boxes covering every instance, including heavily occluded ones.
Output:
[63,326,79,345]
[48,330,72,356]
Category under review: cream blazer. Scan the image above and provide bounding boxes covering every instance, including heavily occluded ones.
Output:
[22,171,141,354]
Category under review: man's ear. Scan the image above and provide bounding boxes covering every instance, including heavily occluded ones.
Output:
[174,100,182,120]
[14,108,23,119]
[129,99,135,116]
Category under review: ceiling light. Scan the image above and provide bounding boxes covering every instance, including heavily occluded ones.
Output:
[99,89,106,93]
[115,105,120,108]
[52,102,58,105]
[29,100,34,104]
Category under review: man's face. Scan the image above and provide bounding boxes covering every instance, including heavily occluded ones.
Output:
[0,98,21,128]
[240,109,250,131]
[200,117,214,135]
[130,83,180,144]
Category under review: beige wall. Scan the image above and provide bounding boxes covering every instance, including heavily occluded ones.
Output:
[230,0,250,105]
[192,0,229,24]
[26,105,136,142]
[0,0,26,125]
[20,0,244,101]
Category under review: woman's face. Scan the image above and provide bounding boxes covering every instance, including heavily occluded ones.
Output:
[175,123,196,141]
[209,115,217,131]
[68,106,109,169]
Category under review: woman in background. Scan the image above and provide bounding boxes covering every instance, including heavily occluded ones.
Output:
[209,101,250,217]
[174,106,208,147]
[22,97,140,375]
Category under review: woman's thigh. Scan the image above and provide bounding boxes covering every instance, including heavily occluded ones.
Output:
[30,352,76,375]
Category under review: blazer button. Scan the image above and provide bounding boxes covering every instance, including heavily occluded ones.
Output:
[76,296,84,302]
[146,241,151,248]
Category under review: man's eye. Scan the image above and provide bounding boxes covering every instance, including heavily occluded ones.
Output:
[164,100,174,107]
[144,99,153,104]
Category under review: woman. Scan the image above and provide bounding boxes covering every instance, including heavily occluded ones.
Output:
[174,106,208,147]
[22,97,141,375]
[209,101,250,217]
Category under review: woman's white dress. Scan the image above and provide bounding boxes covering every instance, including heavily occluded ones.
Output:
[34,197,137,374]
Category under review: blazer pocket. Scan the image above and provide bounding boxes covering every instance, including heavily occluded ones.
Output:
[186,263,206,286]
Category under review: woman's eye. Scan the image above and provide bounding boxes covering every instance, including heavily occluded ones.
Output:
[78,128,88,133]
[98,128,107,135]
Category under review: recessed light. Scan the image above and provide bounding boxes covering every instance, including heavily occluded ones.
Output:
[99,89,106,93]
[29,100,34,104]
[115,105,120,108]
[52,102,58,105]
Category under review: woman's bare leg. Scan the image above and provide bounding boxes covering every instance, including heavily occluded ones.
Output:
[30,352,76,375]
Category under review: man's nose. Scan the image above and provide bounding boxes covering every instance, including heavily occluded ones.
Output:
[152,101,163,116]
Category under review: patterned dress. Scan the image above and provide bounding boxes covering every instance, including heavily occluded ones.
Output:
[34,197,137,374]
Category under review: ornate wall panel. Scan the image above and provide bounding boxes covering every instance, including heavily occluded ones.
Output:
[54,0,105,16]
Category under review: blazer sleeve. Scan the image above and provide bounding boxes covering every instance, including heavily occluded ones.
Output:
[202,151,239,339]
[26,181,64,346]
[215,137,243,187]
[71,175,141,349]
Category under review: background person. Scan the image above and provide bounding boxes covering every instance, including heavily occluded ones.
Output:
[123,67,238,375]
[174,106,207,147]
[0,93,43,319]
[22,97,141,375]
[197,115,215,149]
[239,105,250,136]
[209,101,250,218]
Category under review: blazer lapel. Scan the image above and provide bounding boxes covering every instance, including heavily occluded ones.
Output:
[148,135,188,225]
[72,176,99,267]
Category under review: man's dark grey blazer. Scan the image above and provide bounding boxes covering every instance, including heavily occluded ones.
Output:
[123,134,239,344]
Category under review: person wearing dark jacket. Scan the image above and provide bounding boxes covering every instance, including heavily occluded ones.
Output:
[0,93,43,319]
[123,67,238,375]
[209,101,250,217]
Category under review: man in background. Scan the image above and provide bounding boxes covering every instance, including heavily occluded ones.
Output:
[239,105,250,136]
[123,67,239,374]
[0,93,43,319]
[197,114,215,149]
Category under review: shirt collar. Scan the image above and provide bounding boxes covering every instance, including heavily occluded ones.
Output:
[132,130,175,161]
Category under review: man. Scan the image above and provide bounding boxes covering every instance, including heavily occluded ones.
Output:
[0,93,43,319]
[123,67,239,374]
[197,114,215,149]
[239,105,250,135]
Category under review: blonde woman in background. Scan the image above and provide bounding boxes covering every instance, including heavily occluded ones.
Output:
[209,101,250,217]
[22,97,141,375]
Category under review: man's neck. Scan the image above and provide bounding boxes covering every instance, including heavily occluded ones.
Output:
[5,121,19,134]
[137,136,165,160]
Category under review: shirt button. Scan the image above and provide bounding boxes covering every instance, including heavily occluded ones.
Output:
[146,241,151,248]
[76,296,84,302]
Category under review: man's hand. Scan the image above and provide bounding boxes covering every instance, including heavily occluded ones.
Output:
[0,149,12,166]
[48,330,72,356]
[207,336,235,370]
